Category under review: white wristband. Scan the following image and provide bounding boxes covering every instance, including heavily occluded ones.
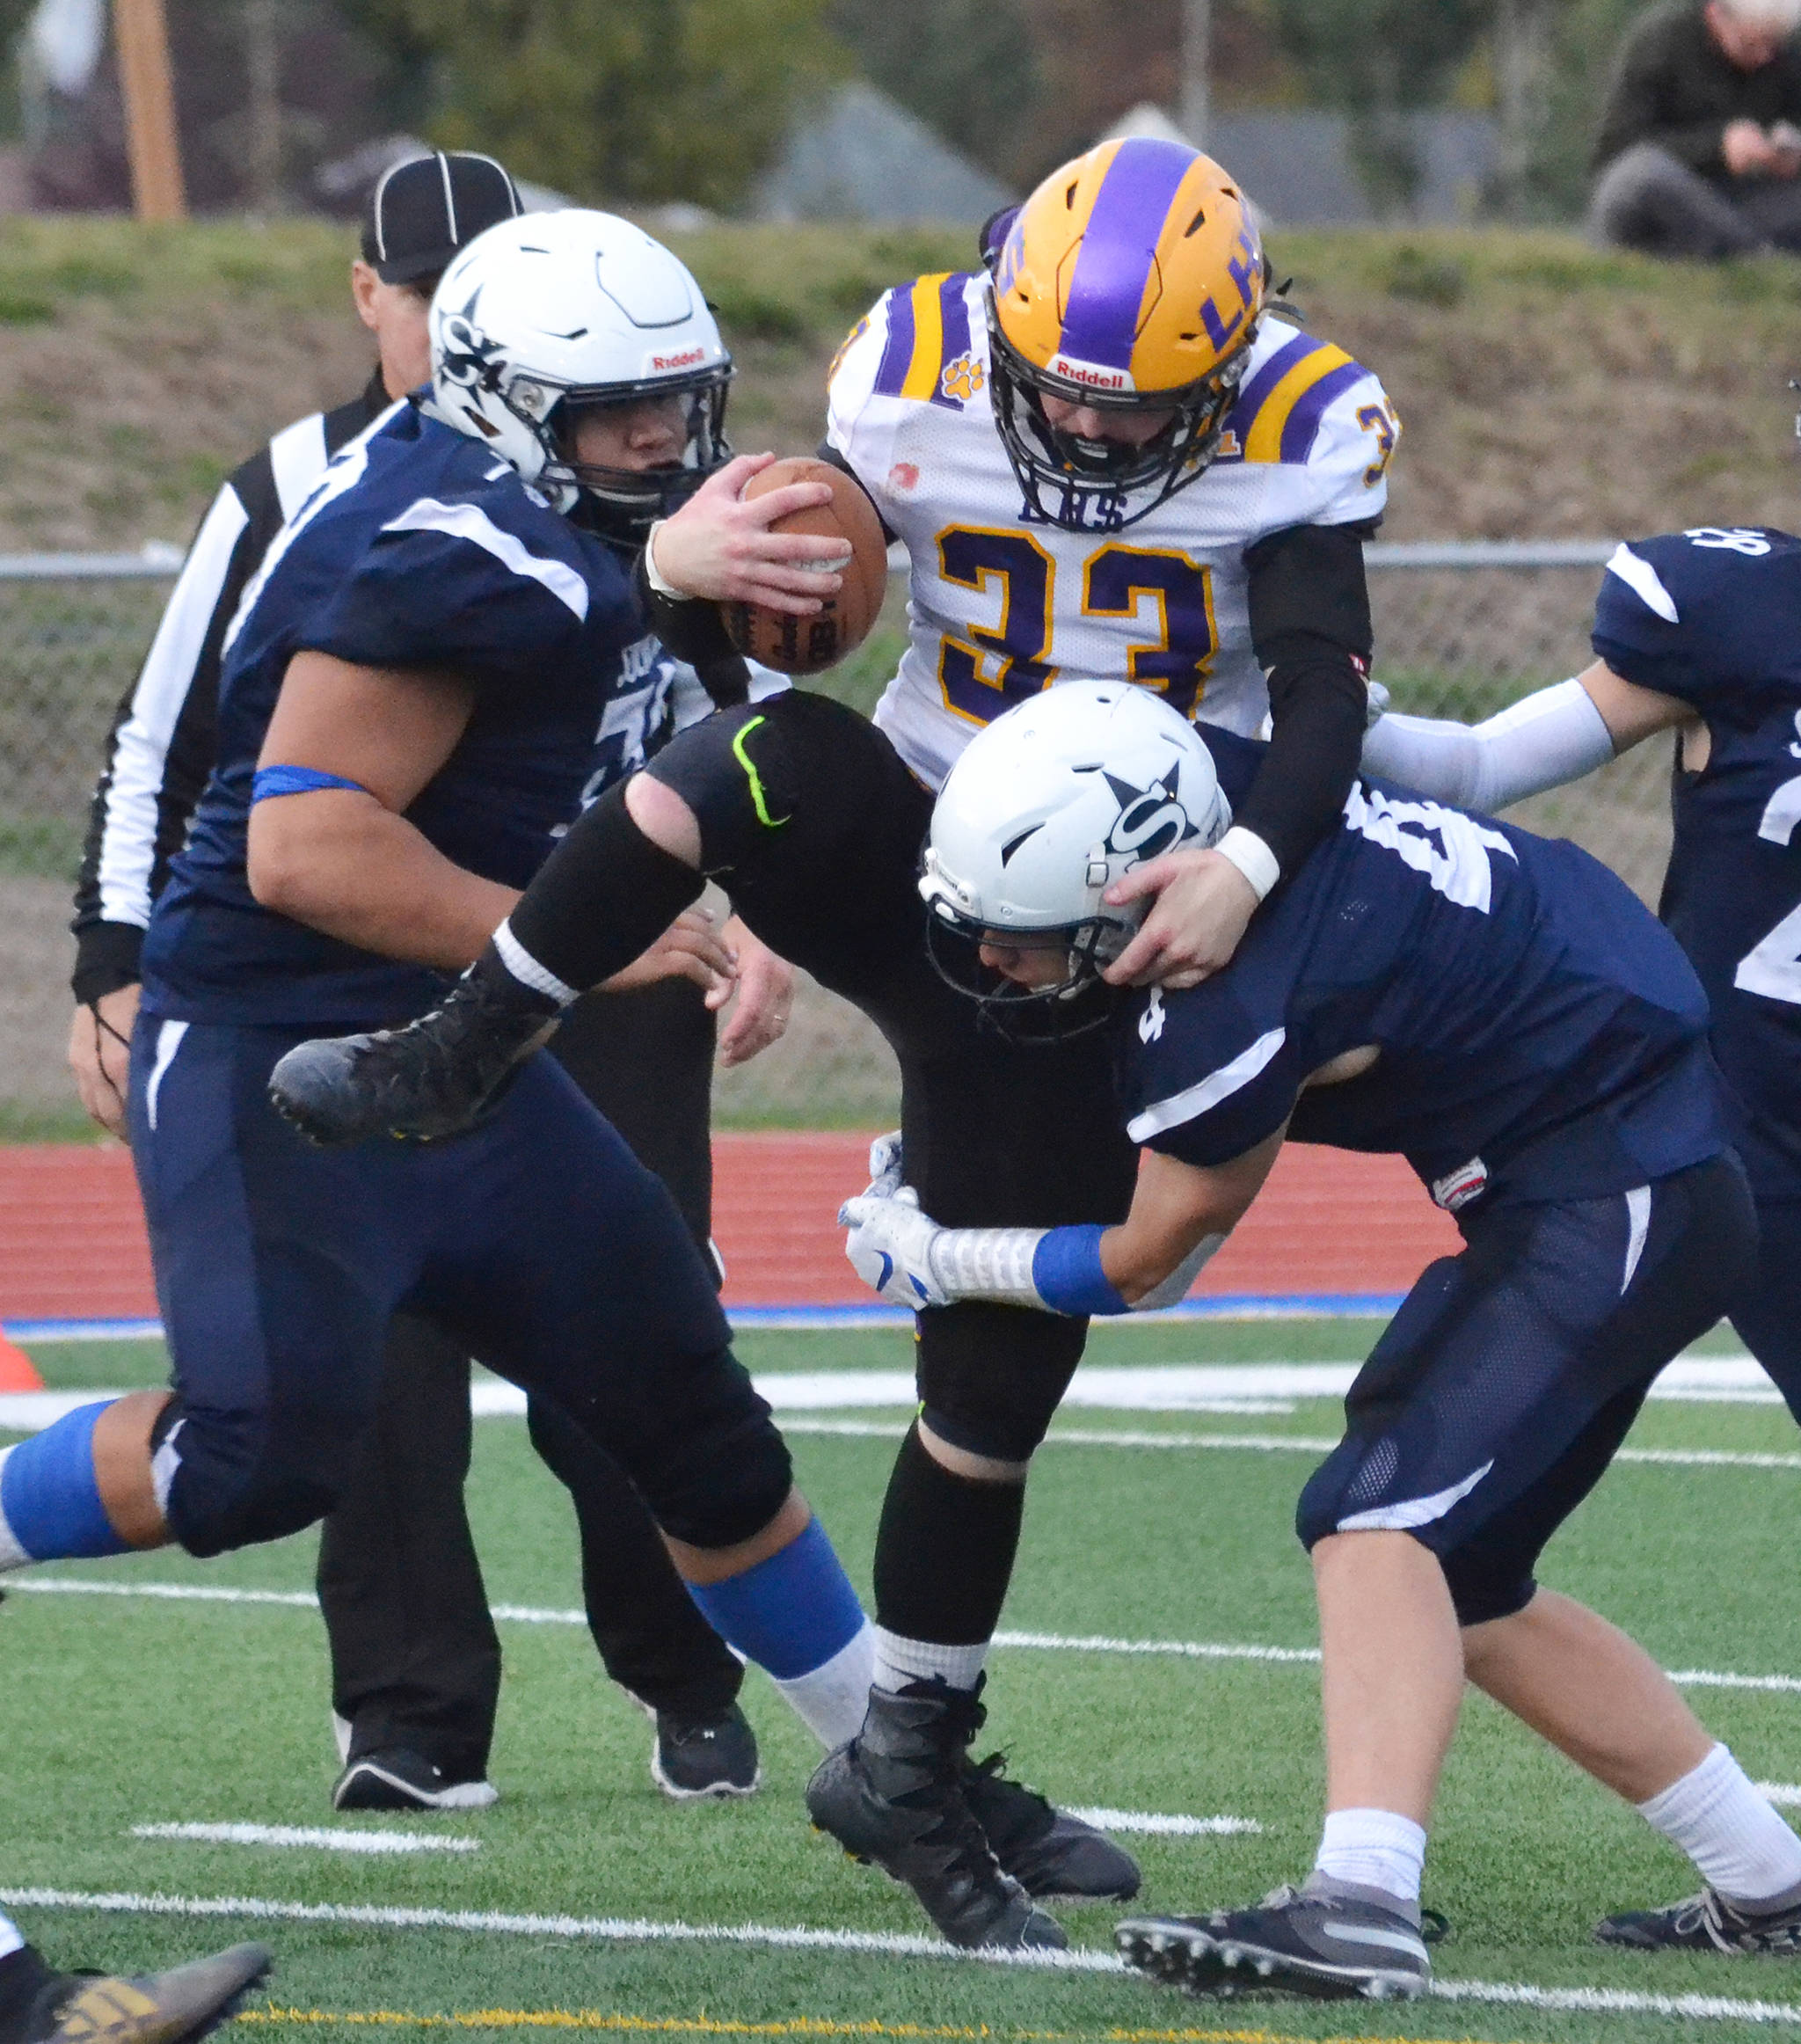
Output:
[642,521,690,601]
[1214,826,1280,902]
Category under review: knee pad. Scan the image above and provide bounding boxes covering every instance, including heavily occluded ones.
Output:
[915,1302,1088,1463]
[626,1348,794,1549]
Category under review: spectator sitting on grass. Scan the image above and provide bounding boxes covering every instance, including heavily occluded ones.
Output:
[1590,0,1801,259]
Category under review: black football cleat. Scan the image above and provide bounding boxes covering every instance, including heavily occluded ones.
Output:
[962,1750,1141,1902]
[650,1700,762,1800]
[806,1679,1066,1950]
[1117,1883,1432,2002]
[332,1745,498,1811]
[1595,1886,1801,1955]
[14,1943,273,2044]
[268,967,558,1146]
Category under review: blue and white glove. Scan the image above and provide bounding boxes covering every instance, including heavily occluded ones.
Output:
[864,1129,905,1200]
[839,1187,950,1309]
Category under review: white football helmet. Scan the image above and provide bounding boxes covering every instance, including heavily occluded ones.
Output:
[427,208,731,533]
[920,682,1230,1033]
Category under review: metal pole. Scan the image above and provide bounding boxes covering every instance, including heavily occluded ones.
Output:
[1181,0,1211,153]
[114,0,186,222]
[244,0,281,212]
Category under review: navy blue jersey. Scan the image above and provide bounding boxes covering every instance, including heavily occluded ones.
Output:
[1120,746,1725,1211]
[141,401,678,1027]
[1591,528,1801,1199]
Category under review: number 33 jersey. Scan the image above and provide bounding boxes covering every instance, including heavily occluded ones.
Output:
[1592,527,1801,1199]
[827,271,1399,792]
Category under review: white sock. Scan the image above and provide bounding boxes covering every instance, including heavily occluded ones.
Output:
[1638,1744,1801,1907]
[771,1619,874,1748]
[1313,1807,1427,1905]
[871,1624,989,1695]
[0,1910,22,1960]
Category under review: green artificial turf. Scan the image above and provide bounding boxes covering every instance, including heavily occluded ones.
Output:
[3,1325,1798,2044]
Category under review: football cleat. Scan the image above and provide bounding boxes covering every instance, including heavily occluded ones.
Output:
[332,1746,499,1812]
[1595,1887,1801,1955]
[650,1701,762,1800]
[806,1679,1066,1950]
[1117,1884,1432,2002]
[268,969,558,1147]
[962,1751,1141,1902]
[16,1944,272,2044]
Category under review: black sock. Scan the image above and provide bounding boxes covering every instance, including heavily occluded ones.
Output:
[872,1424,1025,1646]
[505,780,704,996]
[0,1947,58,2042]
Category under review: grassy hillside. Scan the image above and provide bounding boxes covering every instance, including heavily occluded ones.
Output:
[2,213,1799,549]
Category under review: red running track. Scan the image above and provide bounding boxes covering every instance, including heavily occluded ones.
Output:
[0,1137,1458,1325]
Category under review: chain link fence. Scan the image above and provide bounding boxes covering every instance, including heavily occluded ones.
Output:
[0,546,1658,1132]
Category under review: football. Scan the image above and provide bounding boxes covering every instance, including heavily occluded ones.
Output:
[719,456,888,675]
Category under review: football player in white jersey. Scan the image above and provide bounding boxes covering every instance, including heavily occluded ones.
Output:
[270,138,1408,1954]
[826,138,1399,982]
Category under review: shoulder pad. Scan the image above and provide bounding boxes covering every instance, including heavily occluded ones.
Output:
[1219,323,1388,470]
[841,271,988,412]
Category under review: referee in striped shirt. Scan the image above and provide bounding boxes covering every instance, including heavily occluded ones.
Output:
[67,152,763,1808]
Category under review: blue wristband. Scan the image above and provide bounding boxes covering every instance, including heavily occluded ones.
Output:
[1031,1223,1130,1317]
[252,765,370,804]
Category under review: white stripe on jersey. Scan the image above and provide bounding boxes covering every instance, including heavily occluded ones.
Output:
[1606,544,1681,624]
[222,400,405,659]
[1127,1026,1287,1144]
[268,412,330,523]
[380,498,590,621]
[95,484,251,930]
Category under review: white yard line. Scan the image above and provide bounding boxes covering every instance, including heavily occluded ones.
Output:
[1065,1807,1261,1836]
[1754,1783,1801,1807]
[5,1886,1801,2024]
[14,1578,1801,1694]
[130,1823,478,1855]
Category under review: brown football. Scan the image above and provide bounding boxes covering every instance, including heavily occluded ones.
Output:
[719,456,889,675]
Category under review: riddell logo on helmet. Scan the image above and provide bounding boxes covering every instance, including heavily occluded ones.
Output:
[1049,355,1135,393]
[651,346,707,371]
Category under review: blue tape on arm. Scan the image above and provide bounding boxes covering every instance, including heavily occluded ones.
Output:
[685,1517,866,1680]
[252,765,371,804]
[0,1399,133,1561]
[1031,1224,1131,1317]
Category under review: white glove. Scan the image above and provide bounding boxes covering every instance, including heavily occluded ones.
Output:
[839,1186,949,1309]
[864,1129,905,1199]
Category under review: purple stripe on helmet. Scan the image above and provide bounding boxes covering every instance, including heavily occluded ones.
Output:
[1220,332,1319,441]
[1279,359,1368,464]
[930,272,973,409]
[872,285,916,398]
[1058,140,1197,374]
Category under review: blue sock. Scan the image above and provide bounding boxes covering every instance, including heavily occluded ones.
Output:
[0,1401,135,1567]
[687,1517,866,1679]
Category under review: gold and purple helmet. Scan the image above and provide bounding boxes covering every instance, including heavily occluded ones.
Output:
[987,138,1265,529]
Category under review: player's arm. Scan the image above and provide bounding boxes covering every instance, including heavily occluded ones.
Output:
[1360,657,1695,809]
[1103,521,1376,990]
[840,1127,1284,1315]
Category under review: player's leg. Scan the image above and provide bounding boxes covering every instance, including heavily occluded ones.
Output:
[1,1020,405,1573]
[1725,1196,1801,1427]
[316,1311,503,1811]
[532,982,757,1797]
[418,1052,876,1763]
[0,1913,270,2044]
[806,1021,1142,1945]
[1120,1154,1757,2001]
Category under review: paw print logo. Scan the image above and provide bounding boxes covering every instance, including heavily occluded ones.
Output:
[940,354,986,403]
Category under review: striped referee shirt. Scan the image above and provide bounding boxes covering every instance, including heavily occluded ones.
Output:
[70,370,391,1004]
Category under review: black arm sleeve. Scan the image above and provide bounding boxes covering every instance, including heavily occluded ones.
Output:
[1234,520,1377,883]
[630,551,752,708]
[814,439,896,544]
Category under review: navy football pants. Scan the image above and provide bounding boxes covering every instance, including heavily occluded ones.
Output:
[1728,1197,1801,1427]
[1297,1154,1756,1624]
[128,1015,789,1559]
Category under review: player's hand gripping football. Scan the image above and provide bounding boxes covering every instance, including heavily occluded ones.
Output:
[1101,848,1260,989]
[840,1137,949,1308]
[650,453,848,617]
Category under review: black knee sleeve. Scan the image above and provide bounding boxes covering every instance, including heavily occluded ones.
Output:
[915,1303,1088,1463]
[505,779,705,996]
[872,1422,1025,1644]
[623,1347,794,1550]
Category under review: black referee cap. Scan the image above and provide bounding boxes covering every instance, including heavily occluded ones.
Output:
[361,151,523,285]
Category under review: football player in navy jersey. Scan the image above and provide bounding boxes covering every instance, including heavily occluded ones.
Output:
[0,213,894,1805]
[839,683,1801,1993]
[1360,528,1801,1446]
